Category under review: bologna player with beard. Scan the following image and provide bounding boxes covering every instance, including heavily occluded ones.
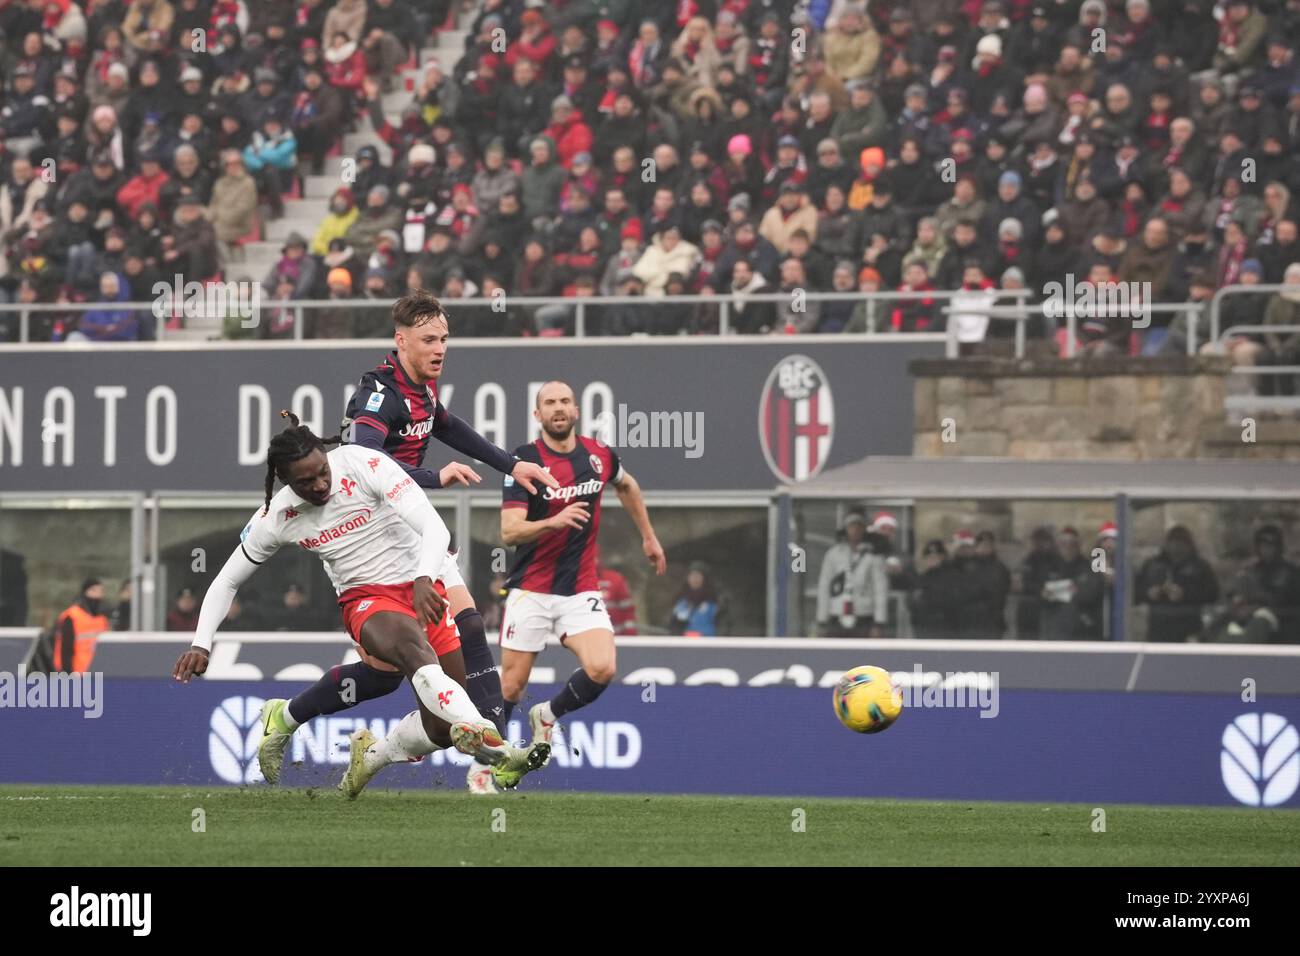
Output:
[499,381,667,758]
[171,413,539,798]
[255,293,557,794]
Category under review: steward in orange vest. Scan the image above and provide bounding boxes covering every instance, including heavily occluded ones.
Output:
[52,578,111,673]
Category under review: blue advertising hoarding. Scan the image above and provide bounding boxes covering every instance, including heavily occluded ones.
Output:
[1,679,1297,809]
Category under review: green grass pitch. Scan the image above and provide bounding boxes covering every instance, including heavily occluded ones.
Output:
[2,786,1297,866]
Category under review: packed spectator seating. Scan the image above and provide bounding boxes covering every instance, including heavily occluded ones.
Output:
[0,0,1297,348]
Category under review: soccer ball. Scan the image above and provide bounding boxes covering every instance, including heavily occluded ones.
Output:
[833,665,903,734]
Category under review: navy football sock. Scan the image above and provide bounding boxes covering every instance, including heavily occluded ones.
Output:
[456,609,506,735]
[286,662,403,725]
[549,668,609,718]
[503,698,517,725]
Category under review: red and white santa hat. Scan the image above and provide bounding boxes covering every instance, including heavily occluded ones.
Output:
[951,528,976,548]
[1098,521,1119,540]
[870,511,898,533]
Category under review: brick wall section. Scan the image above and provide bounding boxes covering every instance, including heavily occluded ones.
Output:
[908,355,1265,460]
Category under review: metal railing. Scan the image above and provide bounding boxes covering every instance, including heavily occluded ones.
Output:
[1208,284,1300,346]
[0,288,1019,344]
[5,286,1293,351]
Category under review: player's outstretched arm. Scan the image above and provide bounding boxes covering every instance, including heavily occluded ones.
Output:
[172,545,260,682]
[501,501,589,547]
[432,411,559,493]
[614,469,667,575]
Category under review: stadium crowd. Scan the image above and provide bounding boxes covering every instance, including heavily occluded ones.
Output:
[0,0,1298,352]
[814,508,1300,641]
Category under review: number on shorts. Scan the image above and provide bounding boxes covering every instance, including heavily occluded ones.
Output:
[588,596,603,613]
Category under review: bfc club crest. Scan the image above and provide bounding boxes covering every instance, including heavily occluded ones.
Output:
[758,355,835,482]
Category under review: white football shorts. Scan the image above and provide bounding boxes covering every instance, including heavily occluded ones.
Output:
[499,589,613,652]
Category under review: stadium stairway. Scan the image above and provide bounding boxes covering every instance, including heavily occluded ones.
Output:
[172,17,470,340]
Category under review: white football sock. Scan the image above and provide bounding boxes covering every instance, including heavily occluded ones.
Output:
[536,701,556,724]
[362,710,439,772]
[411,663,486,725]
[279,702,301,732]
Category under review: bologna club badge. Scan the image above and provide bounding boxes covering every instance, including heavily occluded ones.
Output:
[589,453,603,476]
[758,355,835,482]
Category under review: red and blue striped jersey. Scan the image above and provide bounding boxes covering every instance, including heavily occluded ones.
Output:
[503,435,622,596]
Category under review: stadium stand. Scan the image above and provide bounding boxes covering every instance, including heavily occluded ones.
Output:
[0,0,1295,349]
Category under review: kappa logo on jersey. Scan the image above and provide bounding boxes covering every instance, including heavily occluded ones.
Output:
[356,600,373,612]
[365,391,384,412]
[339,477,357,496]
[297,509,372,549]
[283,508,299,521]
[758,354,835,483]
[367,457,381,472]
[589,453,603,475]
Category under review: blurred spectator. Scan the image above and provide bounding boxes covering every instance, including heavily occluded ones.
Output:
[1076,523,1119,639]
[116,149,168,219]
[1013,526,1058,639]
[268,583,315,631]
[166,586,199,632]
[223,594,266,632]
[292,67,346,177]
[775,257,820,333]
[1260,264,1300,397]
[345,184,402,259]
[1207,575,1280,643]
[209,151,258,263]
[68,271,139,341]
[241,113,297,220]
[1037,526,1092,640]
[962,530,1011,639]
[669,561,726,637]
[728,258,774,334]
[818,261,859,333]
[110,579,133,631]
[264,233,318,301]
[949,263,998,345]
[910,539,964,640]
[50,578,110,674]
[1242,525,1300,638]
[165,195,219,280]
[1137,526,1220,642]
[316,267,357,338]
[816,511,887,638]
[633,224,699,297]
[596,556,637,637]
[867,510,913,592]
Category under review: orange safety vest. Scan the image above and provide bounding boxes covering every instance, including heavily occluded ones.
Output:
[51,604,110,673]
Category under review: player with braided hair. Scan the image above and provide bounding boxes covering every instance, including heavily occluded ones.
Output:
[259,291,559,794]
[172,411,543,799]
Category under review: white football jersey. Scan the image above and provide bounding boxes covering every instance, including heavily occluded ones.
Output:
[239,444,443,595]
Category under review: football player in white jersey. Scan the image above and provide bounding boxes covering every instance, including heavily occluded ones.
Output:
[172,412,539,797]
